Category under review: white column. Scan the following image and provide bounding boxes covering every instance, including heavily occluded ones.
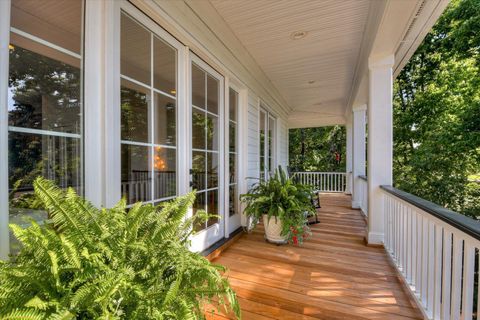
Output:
[345,116,353,194]
[84,0,121,208]
[0,0,11,260]
[367,54,394,245]
[351,105,366,209]
[84,0,106,207]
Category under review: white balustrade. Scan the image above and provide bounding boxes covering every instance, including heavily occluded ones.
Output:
[381,186,480,320]
[293,172,347,193]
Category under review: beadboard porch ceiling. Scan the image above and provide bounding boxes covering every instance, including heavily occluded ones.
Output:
[210,0,371,127]
[207,0,447,128]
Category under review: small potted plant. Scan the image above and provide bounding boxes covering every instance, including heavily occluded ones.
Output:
[241,166,314,245]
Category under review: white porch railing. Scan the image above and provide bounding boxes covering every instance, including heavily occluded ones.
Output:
[359,175,368,216]
[381,186,480,320]
[293,172,346,192]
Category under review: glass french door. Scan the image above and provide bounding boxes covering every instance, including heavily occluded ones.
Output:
[189,55,225,252]
[259,107,276,180]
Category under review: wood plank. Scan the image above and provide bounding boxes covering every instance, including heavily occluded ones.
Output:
[210,193,423,319]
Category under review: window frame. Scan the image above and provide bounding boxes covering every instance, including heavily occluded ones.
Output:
[118,3,187,207]
[259,104,277,180]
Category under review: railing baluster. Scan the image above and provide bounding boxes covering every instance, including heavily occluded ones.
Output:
[433,224,442,320]
[461,242,474,320]
[451,236,463,319]
[427,220,434,317]
[442,230,452,320]
[421,215,428,307]
[411,209,417,288]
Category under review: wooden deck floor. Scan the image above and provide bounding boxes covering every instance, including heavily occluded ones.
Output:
[209,193,422,320]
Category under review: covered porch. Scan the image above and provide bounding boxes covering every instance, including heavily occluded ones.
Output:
[209,193,422,319]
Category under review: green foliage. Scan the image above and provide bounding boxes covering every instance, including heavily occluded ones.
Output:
[393,0,480,218]
[0,177,240,319]
[240,167,314,245]
[289,126,346,172]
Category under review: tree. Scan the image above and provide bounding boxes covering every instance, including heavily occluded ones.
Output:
[289,126,346,172]
[393,0,480,218]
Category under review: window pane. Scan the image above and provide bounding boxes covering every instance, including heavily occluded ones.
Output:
[9,132,82,252]
[206,113,218,151]
[121,79,150,143]
[153,36,176,95]
[191,151,206,191]
[192,109,206,149]
[121,13,150,85]
[8,0,84,254]
[154,93,176,146]
[192,64,205,108]
[8,45,81,134]
[229,154,236,184]
[207,152,218,189]
[229,122,236,152]
[207,75,218,115]
[229,185,237,216]
[206,189,218,227]
[9,132,82,195]
[11,0,83,54]
[229,88,237,122]
[121,144,151,204]
[193,191,206,232]
[153,147,176,199]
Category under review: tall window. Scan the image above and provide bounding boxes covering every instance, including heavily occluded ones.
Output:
[8,0,84,251]
[120,13,177,205]
[191,63,220,230]
[228,88,238,216]
[259,107,275,179]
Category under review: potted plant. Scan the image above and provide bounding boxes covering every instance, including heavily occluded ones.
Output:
[241,167,314,245]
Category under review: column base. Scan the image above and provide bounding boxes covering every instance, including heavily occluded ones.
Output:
[351,200,361,209]
[367,231,384,246]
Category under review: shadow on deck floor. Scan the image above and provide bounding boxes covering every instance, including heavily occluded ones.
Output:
[208,193,422,320]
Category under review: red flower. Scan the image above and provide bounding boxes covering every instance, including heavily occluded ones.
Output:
[292,236,298,245]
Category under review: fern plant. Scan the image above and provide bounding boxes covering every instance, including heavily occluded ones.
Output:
[0,177,240,319]
[240,166,314,245]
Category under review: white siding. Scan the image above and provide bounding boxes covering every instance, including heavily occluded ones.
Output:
[247,94,259,187]
[277,118,289,168]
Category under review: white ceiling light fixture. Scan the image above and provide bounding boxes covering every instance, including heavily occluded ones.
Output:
[308,80,316,84]
[290,31,308,40]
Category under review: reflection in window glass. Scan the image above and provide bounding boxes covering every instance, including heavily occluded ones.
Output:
[259,109,266,180]
[121,144,151,203]
[8,0,84,253]
[121,13,177,205]
[192,64,205,108]
[192,108,206,150]
[153,147,176,199]
[228,88,238,216]
[154,93,176,146]
[193,192,206,232]
[207,75,218,115]
[121,80,150,143]
[154,36,176,96]
[192,151,206,191]
[121,13,150,85]
[206,113,218,151]
[191,61,221,230]
[206,189,218,227]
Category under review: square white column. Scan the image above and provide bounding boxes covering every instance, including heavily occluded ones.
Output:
[351,105,366,209]
[367,54,394,245]
[345,117,353,194]
[0,0,11,260]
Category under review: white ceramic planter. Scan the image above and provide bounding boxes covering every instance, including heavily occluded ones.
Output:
[262,214,287,244]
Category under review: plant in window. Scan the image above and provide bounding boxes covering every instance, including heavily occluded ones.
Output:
[240,166,314,245]
[0,177,240,319]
